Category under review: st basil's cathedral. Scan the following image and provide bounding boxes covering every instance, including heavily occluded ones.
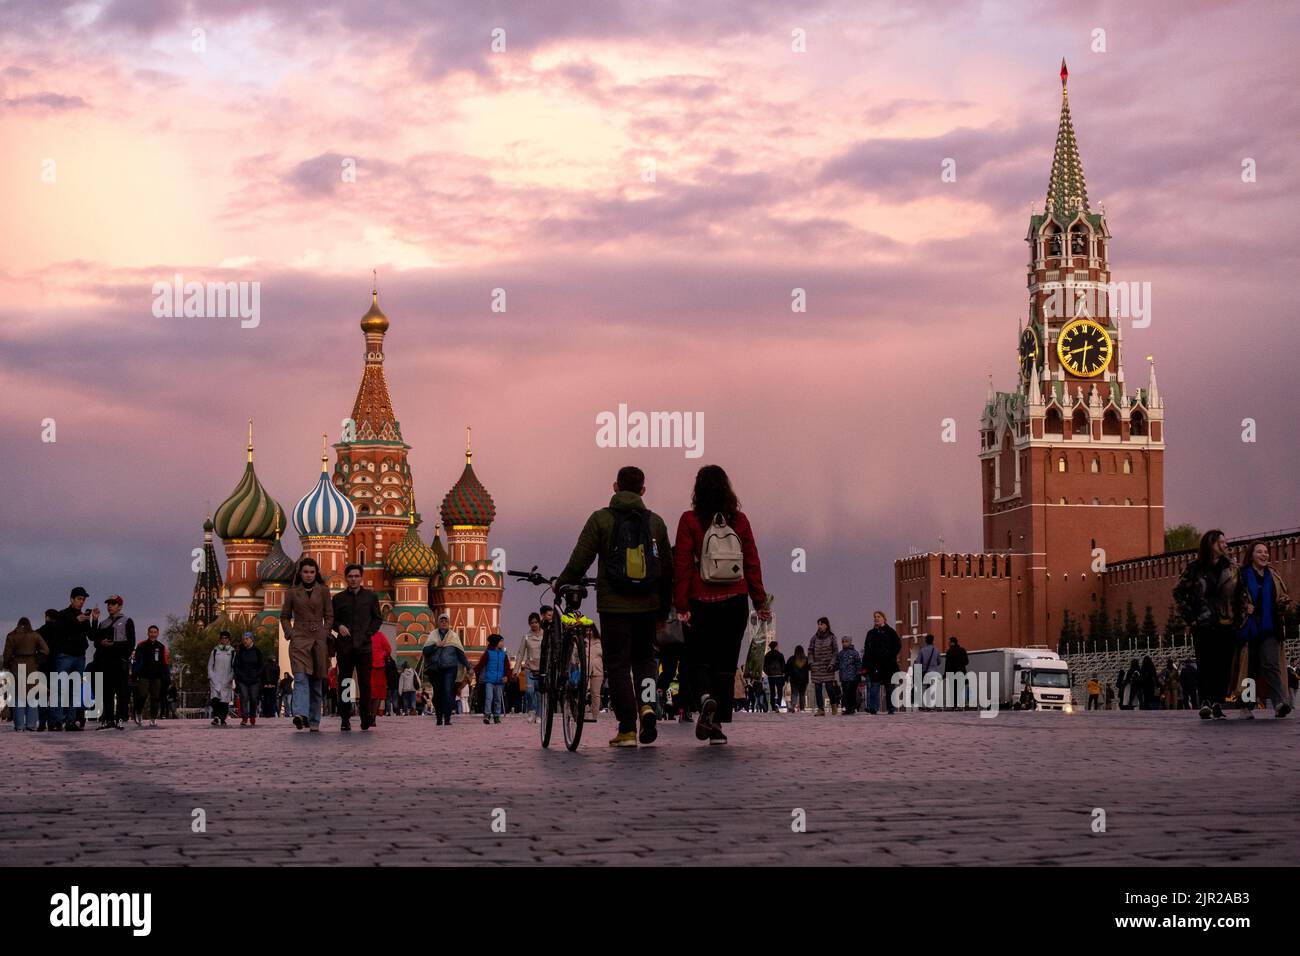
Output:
[188,283,504,666]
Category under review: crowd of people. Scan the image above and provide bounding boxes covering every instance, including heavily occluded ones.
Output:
[3,484,1295,740]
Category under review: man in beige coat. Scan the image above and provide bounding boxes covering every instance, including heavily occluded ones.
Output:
[4,618,49,732]
[281,557,333,731]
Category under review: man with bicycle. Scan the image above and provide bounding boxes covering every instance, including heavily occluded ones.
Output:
[555,466,673,748]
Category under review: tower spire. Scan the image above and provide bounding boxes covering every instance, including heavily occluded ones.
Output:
[1146,355,1160,408]
[320,433,329,472]
[247,418,254,462]
[1046,58,1089,219]
[466,425,472,464]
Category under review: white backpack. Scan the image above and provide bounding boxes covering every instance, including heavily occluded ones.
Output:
[700,513,745,583]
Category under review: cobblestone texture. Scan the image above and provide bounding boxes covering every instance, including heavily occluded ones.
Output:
[1,709,1296,866]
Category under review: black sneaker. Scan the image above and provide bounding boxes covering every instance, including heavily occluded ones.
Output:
[483,716,491,725]
[1211,703,1225,719]
[708,726,728,745]
[340,720,352,732]
[695,696,717,740]
[293,715,305,730]
[638,704,658,745]
[1277,703,1292,719]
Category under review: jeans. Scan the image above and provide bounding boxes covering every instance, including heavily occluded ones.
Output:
[864,677,882,712]
[767,676,784,709]
[51,654,86,726]
[600,611,659,734]
[523,670,539,716]
[236,681,260,719]
[484,682,504,716]
[814,681,834,710]
[401,690,416,712]
[292,673,323,727]
[13,701,34,731]
[789,682,808,711]
[685,595,749,725]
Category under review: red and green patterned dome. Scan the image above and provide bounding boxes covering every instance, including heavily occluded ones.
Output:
[387,515,438,578]
[440,450,495,528]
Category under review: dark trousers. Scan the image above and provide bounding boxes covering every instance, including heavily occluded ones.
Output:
[768,676,784,709]
[1087,693,1100,710]
[236,681,260,720]
[685,595,749,725]
[102,660,129,722]
[139,678,162,720]
[841,678,859,714]
[600,611,659,734]
[656,640,688,713]
[336,645,374,727]
[1193,623,1234,705]
[260,687,276,717]
[433,668,456,721]
[212,699,230,720]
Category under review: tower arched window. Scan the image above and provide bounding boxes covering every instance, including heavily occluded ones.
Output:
[1058,456,1067,473]
[1047,231,1062,258]
[1090,456,1100,473]
[1059,497,1067,505]
[1103,409,1121,436]
[1123,456,1133,474]
[1130,411,1148,436]
[1072,408,1089,435]
[1045,408,1063,435]
[1070,226,1088,255]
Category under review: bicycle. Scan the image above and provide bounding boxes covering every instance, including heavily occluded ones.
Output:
[507,567,596,750]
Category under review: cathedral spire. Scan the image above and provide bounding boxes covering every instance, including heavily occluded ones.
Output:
[188,516,224,627]
[348,280,402,443]
[1046,58,1090,220]
[1146,355,1160,408]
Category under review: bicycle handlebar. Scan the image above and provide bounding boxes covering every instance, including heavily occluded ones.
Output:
[506,567,597,591]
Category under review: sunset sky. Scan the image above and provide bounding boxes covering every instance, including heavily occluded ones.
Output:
[2,0,1297,644]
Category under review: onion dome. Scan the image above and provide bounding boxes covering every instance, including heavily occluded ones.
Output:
[203,517,214,534]
[387,509,437,578]
[213,420,286,541]
[439,428,495,527]
[360,272,389,334]
[430,522,448,567]
[257,515,296,584]
[293,435,357,537]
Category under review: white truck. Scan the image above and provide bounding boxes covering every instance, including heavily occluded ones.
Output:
[965,647,1074,712]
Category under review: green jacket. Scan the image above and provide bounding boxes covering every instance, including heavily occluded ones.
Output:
[556,491,674,615]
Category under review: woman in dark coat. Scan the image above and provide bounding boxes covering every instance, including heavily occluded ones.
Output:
[1230,540,1293,719]
[280,557,333,731]
[784,645,810,712]
[1139,656,1159,710]
[1173,529,1237,719]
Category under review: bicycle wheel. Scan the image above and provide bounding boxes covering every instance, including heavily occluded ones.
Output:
[561,629,588,751]
[539,629,557,748]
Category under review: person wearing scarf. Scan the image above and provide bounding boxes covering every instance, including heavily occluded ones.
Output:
[282,557,333,732]
[421,614,469,726]
[1231,540,1293,719]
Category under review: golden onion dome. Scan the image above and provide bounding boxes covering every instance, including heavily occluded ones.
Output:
[360,283,389,334]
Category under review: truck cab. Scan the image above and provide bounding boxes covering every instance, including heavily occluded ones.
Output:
[1012,650,1073,712]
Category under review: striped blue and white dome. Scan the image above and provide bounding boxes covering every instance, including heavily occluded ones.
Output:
[292,467,356,538]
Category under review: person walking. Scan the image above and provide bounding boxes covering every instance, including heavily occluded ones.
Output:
[516,613,544,723]
[785,645,810,712]
[763,641,786,713]
[670,464,767,746]
[421,616,469,726]
[207,631,236,727]
[864,612,901,715]
[370,627,394,719]
[135,625,167,728]
[398,663,418,715]
[331,563,381,732]
[232,631,265,727]
[92,595,135,729]
[385,653,400,716]
[555,465,674,748]
[281,557,332,732]
[3,618,49,732]
[1231,539,1293,719]
[836,636,861,715]
[1139,655,1159,710]
[807,619,839,716]
[277,673,294,717]
[1174,529,1237,720]
[1180,659,1200,710]
[913,634,942,710]
[474,634,512,724]
[260,655,279,718]
[944,637,970,710]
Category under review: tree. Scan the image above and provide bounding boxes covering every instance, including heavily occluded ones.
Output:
[1164,524,1200,553]
[1140,605,1158,642]
[1089,599,1112,647]
[165,613,278,704]
[1124,601,1140,643]
[1163,602,1185,643]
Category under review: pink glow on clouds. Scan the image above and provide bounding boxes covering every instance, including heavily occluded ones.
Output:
[1,0,1298,640]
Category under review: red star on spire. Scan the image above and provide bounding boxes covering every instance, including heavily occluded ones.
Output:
[1060,57,1068,86]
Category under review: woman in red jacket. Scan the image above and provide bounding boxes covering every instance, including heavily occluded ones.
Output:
[673,465,769,745]
[370,629,393,718]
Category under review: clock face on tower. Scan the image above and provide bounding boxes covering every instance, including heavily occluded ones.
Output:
[1018,325,1040,386]
[1056,318,1113,377]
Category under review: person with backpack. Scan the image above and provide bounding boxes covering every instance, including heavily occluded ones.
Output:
[555,465,674,748]
[671,465,768,746]
[473,634,513,724]
[784,646,810,712]
[863,612,901,715]
[807,618,839,716]
[1173,529,1237,720]
[207,631,236,727]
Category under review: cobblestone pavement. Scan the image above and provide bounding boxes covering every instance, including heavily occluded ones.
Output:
[2,709,1296,866]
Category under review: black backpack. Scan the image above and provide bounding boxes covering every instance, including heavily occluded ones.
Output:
[604,507,662,595]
